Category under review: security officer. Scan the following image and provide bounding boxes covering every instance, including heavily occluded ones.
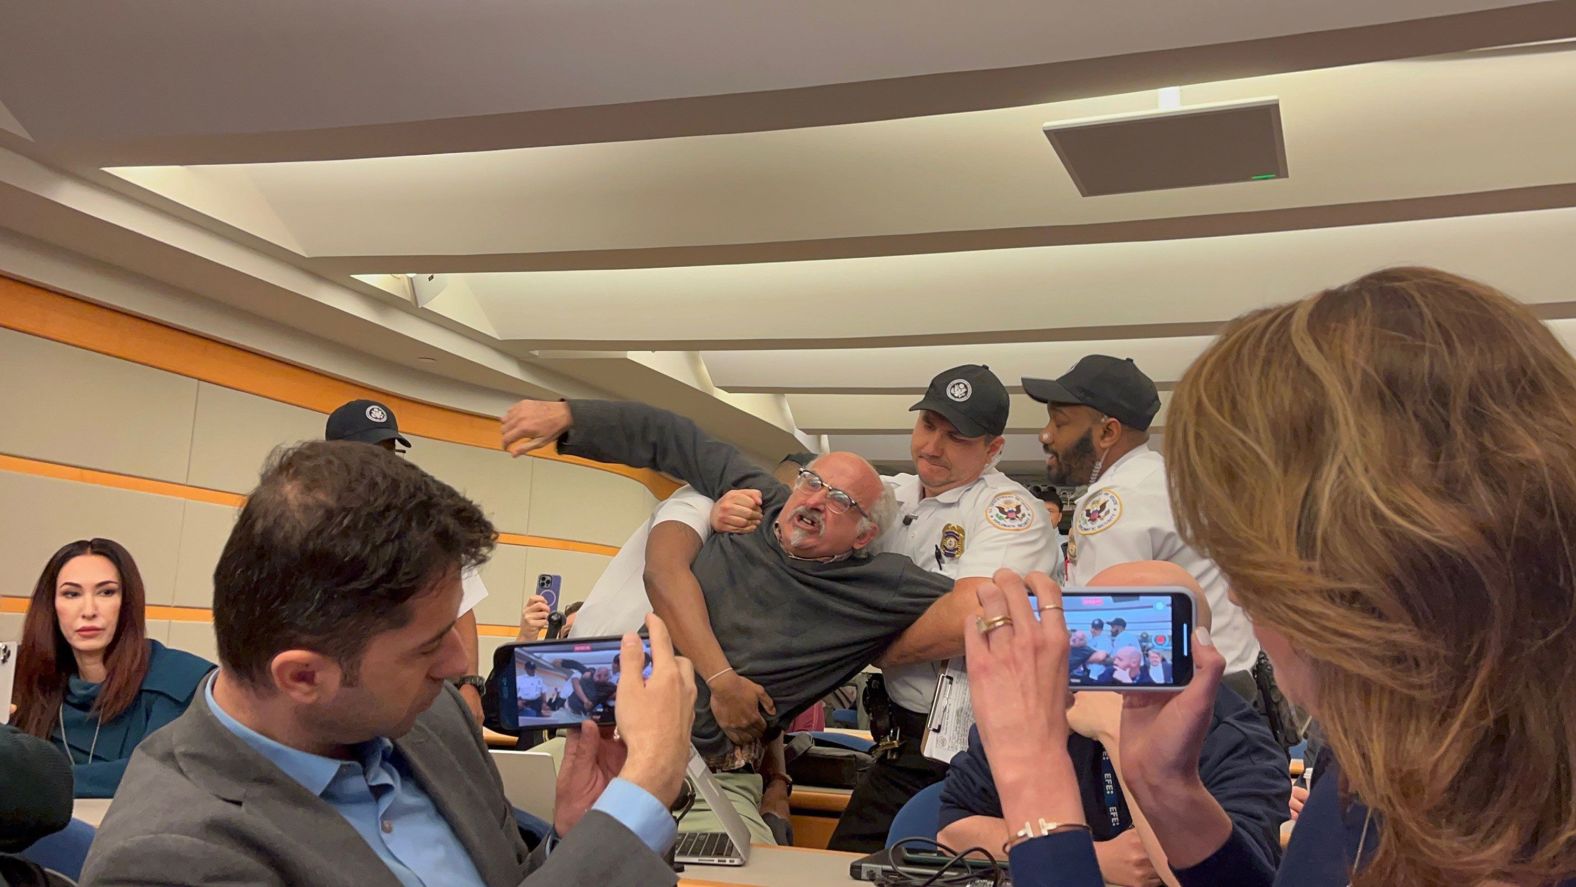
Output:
[325,399,496,723]
[1024,357,1285,731]
[828,365,1060,852]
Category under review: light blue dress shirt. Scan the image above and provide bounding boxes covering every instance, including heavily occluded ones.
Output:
[206,680,677,885]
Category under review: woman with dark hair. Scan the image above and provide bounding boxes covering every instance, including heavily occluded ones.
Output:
[13,538,213,797]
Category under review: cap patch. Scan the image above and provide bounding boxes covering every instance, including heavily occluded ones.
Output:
[986,492,1034,532]
[365,404,388,423]
[1077,489,1122,535]
[946,379,972,402]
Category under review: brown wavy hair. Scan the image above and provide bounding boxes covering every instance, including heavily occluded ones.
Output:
[14,539,151,739]
[1167,267,1576,886]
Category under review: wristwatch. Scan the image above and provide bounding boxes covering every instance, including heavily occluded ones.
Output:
[451,675,486,693]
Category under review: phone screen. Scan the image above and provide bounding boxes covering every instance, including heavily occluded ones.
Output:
[495,636,651,729]
[1030,587,1194,690]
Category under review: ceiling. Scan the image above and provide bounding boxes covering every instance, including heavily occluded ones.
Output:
[1,1,1574,481]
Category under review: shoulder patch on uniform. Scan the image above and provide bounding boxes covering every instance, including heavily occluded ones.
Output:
[1077,489,1122,535]
[985,492,1035,532]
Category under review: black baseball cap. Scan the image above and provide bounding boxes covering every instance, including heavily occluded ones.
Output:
[909,364,1010,438]
[325,399,411,448]
[1022,355,1161,431]
[1111,617,1127,628]
[1091,618,1105,629]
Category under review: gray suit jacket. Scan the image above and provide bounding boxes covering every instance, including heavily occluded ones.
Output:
[80,679,676,886]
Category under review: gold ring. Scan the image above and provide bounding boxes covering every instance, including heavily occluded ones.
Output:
[1039,604,1064,612]
[976,614,1014,635]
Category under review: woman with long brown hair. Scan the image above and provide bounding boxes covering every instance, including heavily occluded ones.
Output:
[970,266,1576,886]
[14,538,213,797]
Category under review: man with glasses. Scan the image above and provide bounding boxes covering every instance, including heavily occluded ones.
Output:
[500,398,958,772]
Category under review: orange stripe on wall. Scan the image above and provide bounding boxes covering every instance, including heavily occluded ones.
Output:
[0,453,621,557]
[1,596,526,636]
[0,275,680,499]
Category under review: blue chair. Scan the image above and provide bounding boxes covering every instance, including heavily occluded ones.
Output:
[829,707,859,728]
[20,818,95,881]
[810,731,874,754]
[885,782,946,847]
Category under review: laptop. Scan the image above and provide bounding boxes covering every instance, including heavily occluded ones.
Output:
[0,638,16,725]
[488,750,558,823]
[672,749,753,867]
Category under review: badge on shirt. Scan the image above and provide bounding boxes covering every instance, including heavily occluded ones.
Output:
[1066,533,1078,565]
[939,523,966,559]
[1077,489,1123,535]
[985,492,1035,532]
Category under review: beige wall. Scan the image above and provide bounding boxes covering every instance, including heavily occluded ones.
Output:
[0,327,658,672]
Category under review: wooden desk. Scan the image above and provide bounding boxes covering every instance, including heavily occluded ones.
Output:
[679,844,862,886]
[789,786,852,849]
[72,798,113,828]
[483,727,518,748]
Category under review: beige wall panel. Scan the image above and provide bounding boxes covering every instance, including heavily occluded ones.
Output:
[0,611,23,641]
[0,472,184,604]
[521,548,614,610]
[405,434,534,535]
[186,383,325,493]
[166,620,219,666]
[172,500,240,609]
[0,328,198,482]
[526,458,654,548]
[471,543,530,628]
[144,618,172,645]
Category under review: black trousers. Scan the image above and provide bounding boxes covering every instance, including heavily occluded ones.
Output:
[828,704,949,853]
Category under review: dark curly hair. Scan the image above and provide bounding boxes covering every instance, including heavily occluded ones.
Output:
[214,440,495,687]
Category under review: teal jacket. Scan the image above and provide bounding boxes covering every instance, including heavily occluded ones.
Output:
[51,639,214,798]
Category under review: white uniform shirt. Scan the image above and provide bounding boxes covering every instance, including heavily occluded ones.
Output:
[1086,630,1116,681]
[516,674,547,700]
[1065,443,1260,675]
[568,486,715,638]
[875,468,1061,712]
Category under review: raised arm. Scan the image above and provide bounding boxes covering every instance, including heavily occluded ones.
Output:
[502,399,776,501]
[876,577,990,667]
[643,521,774,745]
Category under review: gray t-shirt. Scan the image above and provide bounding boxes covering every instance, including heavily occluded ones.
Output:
[561,400,952,763]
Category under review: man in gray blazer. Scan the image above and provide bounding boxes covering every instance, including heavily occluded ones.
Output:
[81,440,696,887]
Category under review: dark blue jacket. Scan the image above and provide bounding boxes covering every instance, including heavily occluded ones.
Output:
[1175,755,1576,887]
[51,639,214,797]
[940,684,1288,871]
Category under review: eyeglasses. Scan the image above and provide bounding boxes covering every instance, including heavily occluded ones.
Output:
[794,469,869,518]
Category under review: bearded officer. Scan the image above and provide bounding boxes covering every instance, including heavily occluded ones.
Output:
[826,364,1061,852]
[1023,356,1264,703]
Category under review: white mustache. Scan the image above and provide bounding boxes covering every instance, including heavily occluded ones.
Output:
[787,506,825,535]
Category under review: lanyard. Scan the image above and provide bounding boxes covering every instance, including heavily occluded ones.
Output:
[1099,747,1123,831]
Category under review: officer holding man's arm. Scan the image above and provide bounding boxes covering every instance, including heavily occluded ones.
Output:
[828,365,1060,853]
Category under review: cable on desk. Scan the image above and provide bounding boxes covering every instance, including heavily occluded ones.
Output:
[874,837,1005,887]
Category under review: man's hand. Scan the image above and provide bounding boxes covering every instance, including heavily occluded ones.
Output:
[554,722,627,836]
[708,671,776,746]
[516,594,551,641]
[1067,689,1123,745]
[501,399,573,456]
[711,489,763,535]
[613,614,698,806]
[1095,830,1163,887]
[1289,783,1308,821]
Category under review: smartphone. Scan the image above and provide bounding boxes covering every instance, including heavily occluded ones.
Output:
[492,635,651,732]
[1029,586,1196,692]
[535,573,563,613]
